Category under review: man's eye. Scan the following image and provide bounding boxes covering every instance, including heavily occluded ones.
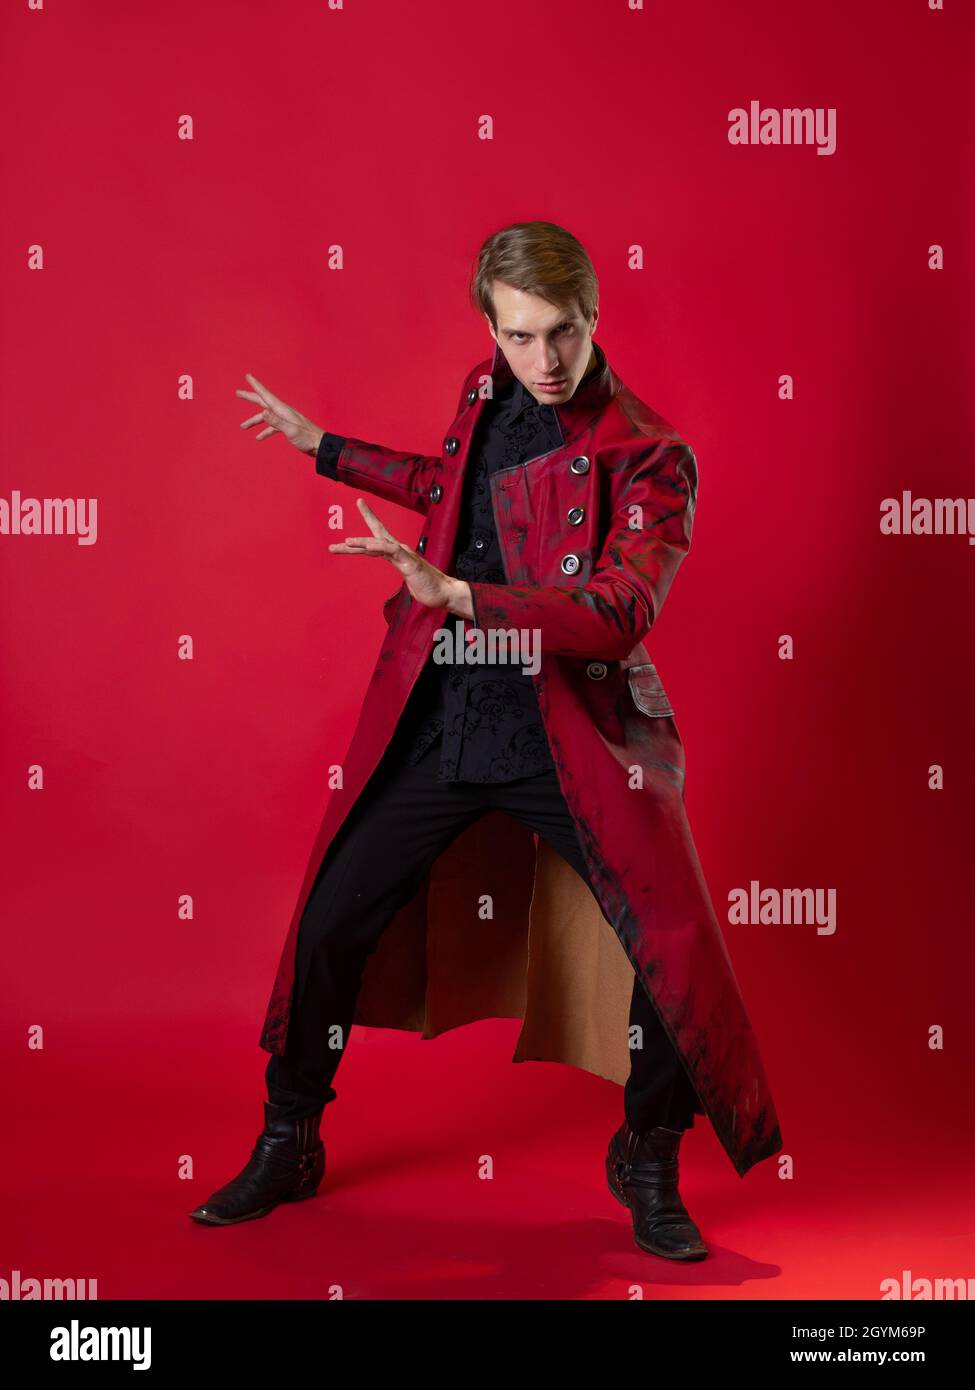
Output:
[510,326,573,342]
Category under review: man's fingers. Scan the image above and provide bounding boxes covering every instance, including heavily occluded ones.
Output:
[355,497,396,542]
[328,541,401,557]
[244,373,286,412]
[329,501,419,566]
[328,536,399,556]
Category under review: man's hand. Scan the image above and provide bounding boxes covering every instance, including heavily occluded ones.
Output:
[331,498,473,617]
[236,372,323,455]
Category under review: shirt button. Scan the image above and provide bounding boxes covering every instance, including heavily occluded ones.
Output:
[474,539,485,549]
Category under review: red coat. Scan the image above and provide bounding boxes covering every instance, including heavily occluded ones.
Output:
[260,341,784,1178]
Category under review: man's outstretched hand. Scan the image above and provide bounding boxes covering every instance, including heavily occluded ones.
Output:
[236,372,323,455]
[331,498,473,619]
[236,375,474,619]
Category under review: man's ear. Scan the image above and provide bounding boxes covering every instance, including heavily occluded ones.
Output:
[590,305,599,336]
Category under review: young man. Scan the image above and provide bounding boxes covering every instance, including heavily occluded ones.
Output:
[190,222,783,1258]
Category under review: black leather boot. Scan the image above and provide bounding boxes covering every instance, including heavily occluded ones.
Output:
[189,1102,326,1226]
[605,1120,708,1260]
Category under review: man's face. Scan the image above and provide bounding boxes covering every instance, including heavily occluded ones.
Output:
[485,281,599,406]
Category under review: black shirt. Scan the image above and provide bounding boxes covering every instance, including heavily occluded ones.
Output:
[316,370,581,782]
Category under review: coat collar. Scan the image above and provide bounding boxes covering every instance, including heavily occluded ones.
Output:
[488,338,618,443]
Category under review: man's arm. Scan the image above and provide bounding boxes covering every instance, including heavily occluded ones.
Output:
[237,372,445,516]
[311,429,443,516]
[456,440,698,660]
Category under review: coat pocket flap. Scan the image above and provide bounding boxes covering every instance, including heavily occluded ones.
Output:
[626,662,675,717]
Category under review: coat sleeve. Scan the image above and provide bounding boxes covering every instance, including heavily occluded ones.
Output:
[467,439,698,661]
[314,430,442,516]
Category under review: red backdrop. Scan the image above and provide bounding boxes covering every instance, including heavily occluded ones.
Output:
[2,0,973,1300]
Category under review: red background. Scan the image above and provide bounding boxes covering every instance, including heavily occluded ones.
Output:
[2,0,973,1298]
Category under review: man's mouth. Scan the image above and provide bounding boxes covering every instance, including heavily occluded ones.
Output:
[536,379,566,393]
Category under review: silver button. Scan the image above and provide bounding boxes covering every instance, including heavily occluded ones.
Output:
[444,437,460,456]
[569,455,590,475]
[467,389,478,405]
[417,536,428,555]
[567,506,585,526]
[586,661,608,680]
[430,484,443,503]
[561,553,581,575]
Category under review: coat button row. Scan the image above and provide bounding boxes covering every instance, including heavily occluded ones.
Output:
[560,553,581,575]
[586,661,608,680]
[430,484,443,503]
[443,437,588,471]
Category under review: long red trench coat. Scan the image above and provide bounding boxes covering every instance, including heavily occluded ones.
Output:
[260,340,784,1178]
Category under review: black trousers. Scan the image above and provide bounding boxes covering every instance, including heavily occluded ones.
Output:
[264,725,700,1134]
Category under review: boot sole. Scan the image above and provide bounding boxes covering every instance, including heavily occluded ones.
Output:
[605,1148,709,1261]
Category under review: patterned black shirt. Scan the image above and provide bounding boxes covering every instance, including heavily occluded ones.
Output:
[316,371,581,782]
